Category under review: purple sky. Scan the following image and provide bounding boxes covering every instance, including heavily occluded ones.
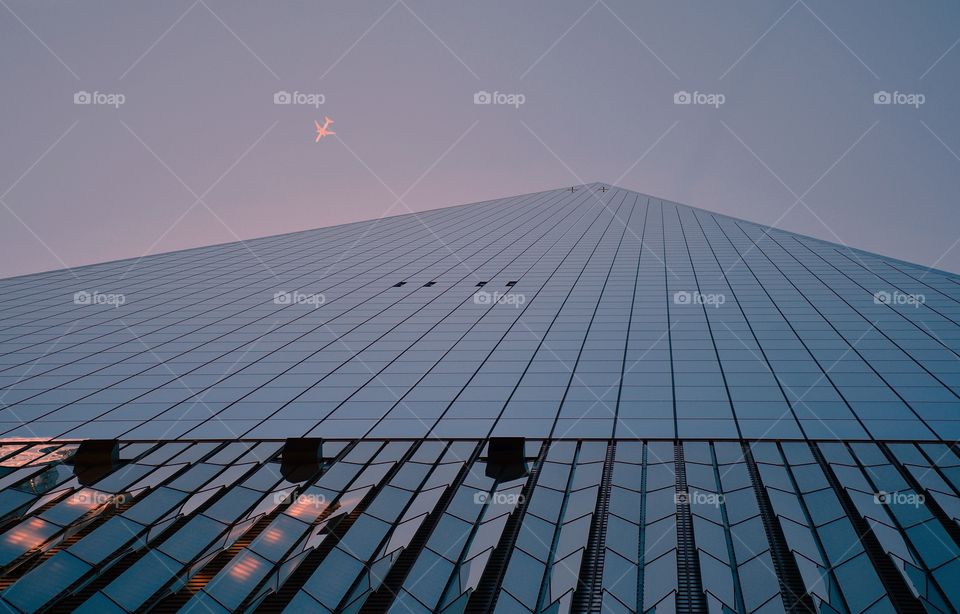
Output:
[2,1,959,278]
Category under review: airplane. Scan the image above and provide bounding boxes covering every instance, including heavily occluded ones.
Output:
[315,117,335,142]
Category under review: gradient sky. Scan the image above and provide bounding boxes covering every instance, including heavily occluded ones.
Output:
[2,0,959,279]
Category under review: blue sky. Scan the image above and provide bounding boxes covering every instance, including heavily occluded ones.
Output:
[1,0,959,277]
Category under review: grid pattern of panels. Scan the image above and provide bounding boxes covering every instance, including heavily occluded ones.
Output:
[0,184,959,441]
[0,439,958,612]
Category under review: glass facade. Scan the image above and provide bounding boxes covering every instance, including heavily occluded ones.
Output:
[0,439,953,611]
[0,184,957,442]
[0,183,958,611]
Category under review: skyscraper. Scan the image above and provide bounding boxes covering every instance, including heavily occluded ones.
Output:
[0,184,957,611]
